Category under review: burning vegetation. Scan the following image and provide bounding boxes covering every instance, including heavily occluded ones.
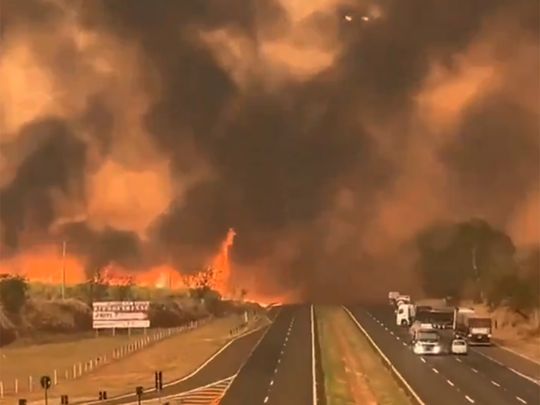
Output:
[0,0,538,302]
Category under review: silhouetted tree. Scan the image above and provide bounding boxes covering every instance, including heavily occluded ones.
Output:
[416,219,516,301]
[0,274,28,313]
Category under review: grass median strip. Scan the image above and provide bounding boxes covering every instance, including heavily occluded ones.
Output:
[316,306,413,405]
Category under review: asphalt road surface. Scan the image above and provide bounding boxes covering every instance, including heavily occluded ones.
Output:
[86,325,267,405]
[221,305,316,405]
[347,305,540,405]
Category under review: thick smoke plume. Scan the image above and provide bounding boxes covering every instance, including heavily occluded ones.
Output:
[1,0,538,302]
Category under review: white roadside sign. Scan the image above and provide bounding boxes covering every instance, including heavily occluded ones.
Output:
[92,301,151,329]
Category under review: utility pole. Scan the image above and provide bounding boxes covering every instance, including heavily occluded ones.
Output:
[61,240,67,300]
[472,246,485,303]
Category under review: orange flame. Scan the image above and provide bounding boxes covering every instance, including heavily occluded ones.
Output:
[0,228,237,295]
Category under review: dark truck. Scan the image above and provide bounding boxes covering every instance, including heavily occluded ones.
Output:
[415,307,454,329]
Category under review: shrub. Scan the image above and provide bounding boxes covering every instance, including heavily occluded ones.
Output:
[0,274,29,314]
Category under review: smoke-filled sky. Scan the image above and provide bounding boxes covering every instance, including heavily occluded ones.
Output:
[1,0,539,301]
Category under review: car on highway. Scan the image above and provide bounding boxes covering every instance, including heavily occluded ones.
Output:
[451,338,468,355]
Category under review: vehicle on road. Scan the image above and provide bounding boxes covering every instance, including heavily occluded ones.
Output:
[388,291,400,306]
[395,295,411,307]
[409,320,435,341]
[450,338,468,355]
[412,330,442,355]
[396,303,415,326]
[428,308,455,329]
[454,308,492,345]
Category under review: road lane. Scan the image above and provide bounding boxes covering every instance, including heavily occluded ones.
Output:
[220,305,315,405]
[86,324,268,405]
[347,306,468,405]
[367,306,540,405]
[473,345,540,383]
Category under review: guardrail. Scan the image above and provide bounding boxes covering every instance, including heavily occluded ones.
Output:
[0,321,207,399]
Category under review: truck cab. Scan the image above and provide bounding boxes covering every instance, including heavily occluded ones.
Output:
[396,303,415,326]
[412,330,442,355]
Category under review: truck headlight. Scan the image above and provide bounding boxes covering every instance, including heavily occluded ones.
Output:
[433,345,441,353]
[488,334,492,338]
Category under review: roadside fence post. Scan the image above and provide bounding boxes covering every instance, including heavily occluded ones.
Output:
[28,376,33,392]
[78,363,82,376]
[64,370,69,380]
[53,370,57,385]
[73,365,77,379]
[0,380,3,398]
[15,378,18,394]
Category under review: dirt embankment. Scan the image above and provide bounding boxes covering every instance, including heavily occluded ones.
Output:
[471,304,540,362]
[0,297,257,347]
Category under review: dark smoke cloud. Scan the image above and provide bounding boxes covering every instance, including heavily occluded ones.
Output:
[60,222,144,275]
[1,0,539,300]
[443,95,540,223]
[0,118,86,252]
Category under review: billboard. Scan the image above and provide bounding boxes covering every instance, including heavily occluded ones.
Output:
[92,301,150,329]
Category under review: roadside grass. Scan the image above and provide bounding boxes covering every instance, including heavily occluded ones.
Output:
[1,332,135,386]
[317,306,413,405]
[7,313,268,403]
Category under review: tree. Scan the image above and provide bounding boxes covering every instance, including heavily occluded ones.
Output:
[0,274,28,313]
[416,219,516,301]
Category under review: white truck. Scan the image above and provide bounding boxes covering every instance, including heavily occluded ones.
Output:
[454,308,492,345]
[396,303,416,326]
[412,329,443,355]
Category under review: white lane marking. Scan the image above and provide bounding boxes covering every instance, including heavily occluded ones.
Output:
[343,307,426,405]
[432,367,439,374]
[402,342,407,347]
[270,380,274,386]
[455,358,462,363]
[264,395,269,403]
[516,396,527,404]
[509,367,540,386]
[471,368,479,373]
[446,379,455,387]
[495,344,540,366]
[390,331,394,336]
[473,348,540,386]
[465,395,475,403]
[490,380,500,387]
[396,336,400,340]
[421,357,426,363]
[311,304,318,405]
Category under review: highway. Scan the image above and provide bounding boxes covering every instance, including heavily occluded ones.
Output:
[346,305,540,405]
[221,305,318,405]
[89,325,267,405]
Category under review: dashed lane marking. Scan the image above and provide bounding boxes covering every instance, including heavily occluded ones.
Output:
[432,367,439,374]
[491,380,501,387]
[446,379,455,387]
[516,396,527,404]
[465,395,475,403]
